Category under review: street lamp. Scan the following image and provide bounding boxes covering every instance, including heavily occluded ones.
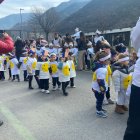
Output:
[20,8,24,38]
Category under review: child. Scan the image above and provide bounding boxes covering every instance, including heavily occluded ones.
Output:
[68,52,76,88]
[112,54,132,114]
[37,55,50,94]
[69,42,78,66]
[101,43,115,105]
[27,50,37,89]
[48,43,57,55]
[92,51,111,118]
[50,53,61,91]
[58,54,70,96]
[9,53,20,82]
[19,50,28,81]
[0,54,6,80]
[5,54,12,80]
[86,41,94,70]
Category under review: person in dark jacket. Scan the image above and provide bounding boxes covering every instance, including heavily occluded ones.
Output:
[14,36,24,61]
[77,32,87,70]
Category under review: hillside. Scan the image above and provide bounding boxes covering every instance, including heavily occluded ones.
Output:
[56,0,140,34]
[0,13,32,29]
[46,0,91,21]
[12,0,91,32]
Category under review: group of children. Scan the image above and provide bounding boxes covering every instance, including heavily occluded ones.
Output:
[92,42,136,118]
[0,36,137,118]
[0,41,77,96]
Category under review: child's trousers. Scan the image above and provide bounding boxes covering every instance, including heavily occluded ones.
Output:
[52,77,61,88]
[62,81,69,94]
[94,90,105,111]
[40,79,49,90]
[70,77,74,87]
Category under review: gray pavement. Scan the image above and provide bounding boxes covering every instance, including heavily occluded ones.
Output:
[0,71,127,140]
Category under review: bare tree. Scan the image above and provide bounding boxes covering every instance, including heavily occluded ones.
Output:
[30,7,59,39]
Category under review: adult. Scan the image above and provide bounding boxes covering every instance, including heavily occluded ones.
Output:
[94,29,105,45]
[73,27,81,43]
[52,33,62,47]
[124,17,140,140]
[14,36,24,61]
[0,32,14,54]
[77,32,87,70]
[0,32,14,126]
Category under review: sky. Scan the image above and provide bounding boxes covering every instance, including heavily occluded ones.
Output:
[0,0,70,18]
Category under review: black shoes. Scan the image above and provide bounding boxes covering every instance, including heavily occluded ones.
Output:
[63,92,68,96]
[0,120,3,126]
[29,87,34,89]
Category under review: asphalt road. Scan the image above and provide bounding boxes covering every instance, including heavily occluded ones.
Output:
[0,71,127,140]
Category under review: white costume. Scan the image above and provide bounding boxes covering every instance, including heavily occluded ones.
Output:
[50,61,59,78]
[112,68,131,105]
[37,61,50,79]
[68,60,76,78]
[58,61,70,82]
[92,67,108,92]
[27,57,37,75]
[19,57,28,70]
[0,55,5,71]
[9,57,20,75]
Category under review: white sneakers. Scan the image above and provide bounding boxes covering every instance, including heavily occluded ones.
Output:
[41,89,50,94]
[52,87,57,91]
[41,89,45,93]
[46,90,50,94]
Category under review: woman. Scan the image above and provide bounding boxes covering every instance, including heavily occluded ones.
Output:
[77,32,87,70]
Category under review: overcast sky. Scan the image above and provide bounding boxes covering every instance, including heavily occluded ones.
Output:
[0,0,69,18]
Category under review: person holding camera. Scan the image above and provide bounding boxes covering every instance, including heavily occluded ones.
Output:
[0,32,14,54]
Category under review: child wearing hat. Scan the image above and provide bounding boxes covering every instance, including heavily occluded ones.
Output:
[58,53,70,96]
[27,50,37,89]
[37,55,50,94]
[50,53,61,91]
[101,43,115,105]
[92,51,111,118]
[19,50,28,81]
[112,54,132,114]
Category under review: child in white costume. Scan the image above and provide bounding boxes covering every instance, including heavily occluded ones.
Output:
[58,55,70,96]
[19,50,28,81]
[9,54,20,82]
[0,54,6,80]
[50,53,61,91]
[68,52,76,88]
[112,54,132,114]
[37,56,50,94]
[27,50,37,89]
[92,51,110,118]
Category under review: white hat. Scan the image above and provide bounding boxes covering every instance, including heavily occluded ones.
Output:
[87,41,92,46]
[50,53,56,57]
[49,43,53,46]
[95,29,101,35]
[69,42,73,47]
[75,27,79,32]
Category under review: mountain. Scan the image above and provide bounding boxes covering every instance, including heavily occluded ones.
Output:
[56,0,140,34]
[54,0,91,21]
[11,0,91,32]
[0,13,32,29]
